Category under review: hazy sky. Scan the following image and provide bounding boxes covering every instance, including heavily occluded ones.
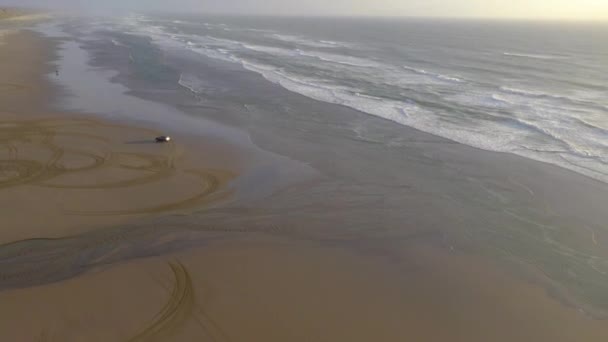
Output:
[3,0,608,20]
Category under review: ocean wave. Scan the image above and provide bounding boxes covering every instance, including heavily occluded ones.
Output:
[319,40,343,46]
[178,73,225,96]
[500,86,566,100]
[500,86,608,115]
[269,33,350,48]
[203,35,240,45]
[243,44,296,56]
[241,61,420,119]
[297,50,378,67]
[402,65,464,83]
[572,117,608,135]
[110,39,125,47]
[244,28,275,33]
[240,61,516,151]
[203,40,375,68]
[242,61,608,182]
[503,52,569,60]
[447,92,511,109]
[499,86,608,112]
[183,33,373,69]
[119,15,608,184]
[188,45,237,63]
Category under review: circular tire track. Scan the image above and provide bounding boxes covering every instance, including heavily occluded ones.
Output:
[0,83,30,92]
[0,118,234,214]
[71,169,234,216]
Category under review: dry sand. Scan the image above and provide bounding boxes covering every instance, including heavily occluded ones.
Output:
[1,29,607,342]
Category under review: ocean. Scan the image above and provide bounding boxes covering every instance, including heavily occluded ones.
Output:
[86,14,608,184]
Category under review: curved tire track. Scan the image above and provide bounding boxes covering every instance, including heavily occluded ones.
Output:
[128,261,195,342]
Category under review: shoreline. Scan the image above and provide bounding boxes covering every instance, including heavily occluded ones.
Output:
[117,15,608,185]
[40,22,319,202]
[1,20,608,341]
[65,18,608,320]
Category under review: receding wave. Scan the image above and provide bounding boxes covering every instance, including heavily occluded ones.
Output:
[178,73,202,94]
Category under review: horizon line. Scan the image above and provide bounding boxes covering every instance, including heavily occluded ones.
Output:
[5,5,608,23]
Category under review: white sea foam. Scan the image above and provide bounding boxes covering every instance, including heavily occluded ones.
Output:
[319,40,343,46]
[178,73,220,95]
[178,73,200,93]
[241,61,608,182]
[189,46,237,63]
[243,44,296,56]
[245,28,275,33]
[498,86,607,112]
[447,92,511,109]
[241,61,513,149]
[119,15,608,184]
[297,50,378,67]
[110,39,124,47]
[503,52,568,60]
[269,33,350,48]
[402,65,464,83]
[500,86,564,99]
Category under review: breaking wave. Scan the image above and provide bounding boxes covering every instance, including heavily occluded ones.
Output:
[119,15,608,183]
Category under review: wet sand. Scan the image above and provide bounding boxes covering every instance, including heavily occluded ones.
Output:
[0,31,237,242]
[1,26,608,341]
[2,235,608,341]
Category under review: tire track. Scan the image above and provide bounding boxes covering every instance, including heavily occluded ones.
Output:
[0,83,30,92]
[71,170,234,216]
[127,261,195,342]
[38,152,175,189]
[0,118,234,214]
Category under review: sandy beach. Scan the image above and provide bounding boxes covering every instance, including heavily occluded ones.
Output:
[0,31,238,244]
[1,15,608,342]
